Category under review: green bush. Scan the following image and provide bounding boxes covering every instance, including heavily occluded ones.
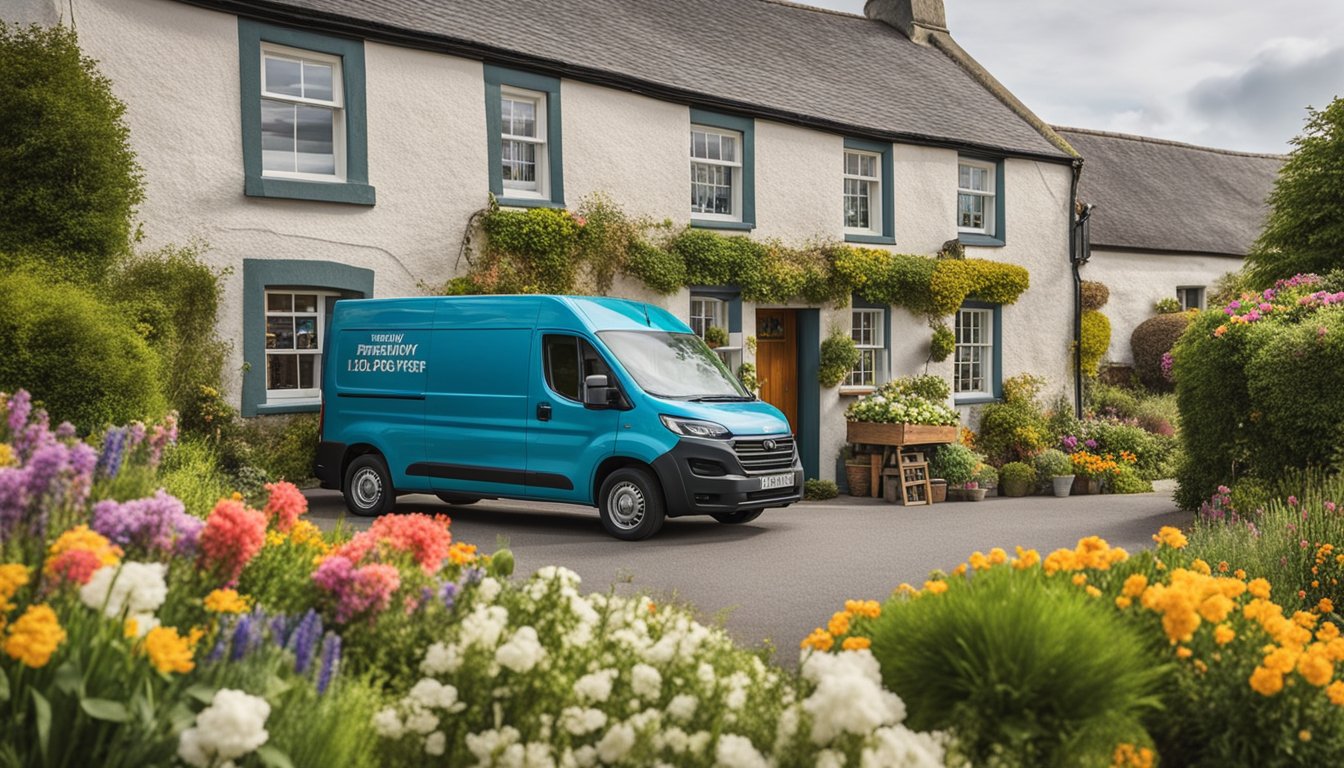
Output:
[1079,309,1111,378]
[930,443,980,486]
[803,478,838,500]
[1108,465,1153,494]
[240,414,320,484]
[818,330,859,387]
[872,568,1163,766]
[0,270,164,430]
[1088,381,1141,420]
[999,461,1037,484]
[1080,418,1173,479]
[105,243,228,419]
[1080,280,1110,311]
[478,205,581,293]
[928,258,1030,316]
[1153,297,1183,314]
[0,23,143,282]
[623,240,684,293]
[1131,312,1191,391]
[157,437,234,517]
[929,322,954,362]
[975,374,1049,466]
[1034,449,1073,478]
[703,324,729,348]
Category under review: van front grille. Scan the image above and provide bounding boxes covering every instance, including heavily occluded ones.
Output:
[732,435,796,475]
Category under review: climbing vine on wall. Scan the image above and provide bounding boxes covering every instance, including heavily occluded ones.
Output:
[440,195,1031,320]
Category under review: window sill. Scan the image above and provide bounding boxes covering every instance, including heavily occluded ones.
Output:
[839,387,876,397]
[246,175,376,206]
[255,401,321,415]
[844,234,895,246]
[691,219,754,232]
[954,395,1000,406]
[958,233,1005,248]
[496,196,567,210]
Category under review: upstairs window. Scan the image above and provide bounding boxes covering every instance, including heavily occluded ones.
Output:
[261,46,343,180]
[957,159,996,236]
[485,66,564,207]
[499,88,548,198]
[690,126,742,220]
[843,150,881,236]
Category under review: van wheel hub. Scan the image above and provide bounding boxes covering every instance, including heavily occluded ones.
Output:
[609,482,645,529]
[352,467,382,508]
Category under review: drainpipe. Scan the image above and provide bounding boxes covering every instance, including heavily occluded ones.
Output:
[1067,159,1084,418]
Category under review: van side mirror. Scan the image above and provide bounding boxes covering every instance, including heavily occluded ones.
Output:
[584,374,612,408]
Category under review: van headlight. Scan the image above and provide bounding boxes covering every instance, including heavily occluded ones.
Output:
[660,415,731,439]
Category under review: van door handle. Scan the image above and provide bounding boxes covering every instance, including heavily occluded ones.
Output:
[537,402,552,421]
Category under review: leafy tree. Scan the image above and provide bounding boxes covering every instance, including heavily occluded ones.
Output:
[1245,98,1344,287]
[0,23,143,281]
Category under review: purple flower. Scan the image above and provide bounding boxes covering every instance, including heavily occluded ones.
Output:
[230,611,266,661]
[0,468,29,539]
[463,567,484,585]
[5,390,31,440]
[317,632,341,695]
[1060,435,1079,453]
[1160,352,1175,382]
[1288,495,1298,506]
[98,427,128,479]
[25,443,69,500]
[289,609,323,674]
[1084,439,1098,450]
[91,491,203,558]
[439,581,459,611]
[54,422,76,441]
[270,615,292,648]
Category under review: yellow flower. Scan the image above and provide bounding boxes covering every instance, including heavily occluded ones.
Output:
[801,628,834,653]
[1248,578,1272,600]
[894,583,917,597]
[0,563,31,614]
[448,542,478,566]
[1072,573,1088,586]
[203,588,250,614]
[289,520,329,552]
[1319,623,1341,642]
[827,611,851,637]
[124,618,140,638]
[1198,594,1235,624]
[1214,624,1236,645]
[1175,646,1192,659]
[1264,647,1298,674]
[1298,651,1334,687]
[951,563,968,578]
[1249,666,1283,696]
[1191,558,1212,576]
[1217,561,1229,573]
[1299,730,1312,743]
[844,600,880,619]
[0,443,14,468]
[923,580,948,595]
[1193,659,1208,674]
[1327,680,1344,706]
[143,626,195,674]
[1121,574,1148,598]
[1234,569,1246,580]
[45,525,121,568]
[1318,598,1334,614]
[968,551,990,571]
[1115,596,1133,610]
[1012,546,1040,570]
[265,530,286,547]
[841,636,871,651]
[987,547,1008,566]
[1152,526,1188,549]
[1085,586,1102,599]
[3,604,66,668]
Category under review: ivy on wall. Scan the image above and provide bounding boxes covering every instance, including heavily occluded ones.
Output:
[441,195,1031,321]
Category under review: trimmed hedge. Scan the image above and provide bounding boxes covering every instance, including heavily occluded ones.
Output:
[1130,312,1191,391]
[1079,310,1111,378]
[0,270,164,429]
[929,259,1031,316]
[1080,280,1110,311]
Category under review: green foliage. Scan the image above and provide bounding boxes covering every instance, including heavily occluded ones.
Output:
[1210,270,1256,307]
[930,443,980,485]
[0,23,144,282]
[105,243,228,418]
[1033,448,1073,478]
[928,258,1030,316]
[1109,465,1153,494]
[1245,98,1344,287]
[623,240,684,293]
[241,414,320,484]
[999,461,1037,484]
[1079,309,1111,378]
[736,361,759,393]
[975,374,1049,466]
[1088,381,1141,420]
[831,246,938,314]
[803,478,838,500]
[1173,310,1254,509]
[1153,297,1183,315]
[818,331,859,388]
[703,324,729,348]
[1130,312,1191,391]
[0,270,165,430]
[1080,280,1110,311]
[475,205,581,293]
[157,437,234,517]
[571,192,649,293]
[1080,418,1177,480]
[871,568,1163,767]
[929,322,954,363]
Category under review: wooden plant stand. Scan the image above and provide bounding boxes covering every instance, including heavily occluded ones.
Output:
[846,422,958,501]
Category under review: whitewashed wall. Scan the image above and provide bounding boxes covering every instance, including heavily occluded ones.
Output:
[1085,249,1241,364]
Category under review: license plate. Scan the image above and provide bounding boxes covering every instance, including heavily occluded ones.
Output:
[759,473,794,490]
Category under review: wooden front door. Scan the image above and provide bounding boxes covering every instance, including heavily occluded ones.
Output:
[755,309,798,434]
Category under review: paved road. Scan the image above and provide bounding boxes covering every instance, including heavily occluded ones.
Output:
[306,484,1190,664]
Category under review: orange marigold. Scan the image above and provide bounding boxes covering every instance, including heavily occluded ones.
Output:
[841,636,871,651]
[801,628,834,653]
[1250,666,1284,696]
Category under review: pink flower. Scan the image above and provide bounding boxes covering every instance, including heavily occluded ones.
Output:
[45,549,103,585]
[334,513,453,574]
[263,481,307,533]
[1288,495,1298,506]
[1326,501,1337,513]
[198,499,267,582]
[312,555,401,623]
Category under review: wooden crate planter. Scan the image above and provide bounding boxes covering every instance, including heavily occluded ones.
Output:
[846,422,958,500]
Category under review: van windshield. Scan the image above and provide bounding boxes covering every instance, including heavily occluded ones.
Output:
[598,331,751,400]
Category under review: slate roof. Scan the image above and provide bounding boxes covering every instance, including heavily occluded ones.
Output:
[187,0,1071,160]
[1057,127,1284,257]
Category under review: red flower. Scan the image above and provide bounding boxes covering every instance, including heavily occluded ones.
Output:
[198,499,267,582]
[263,481,308,533]
[45,549,102,586]
[335,513,453,574]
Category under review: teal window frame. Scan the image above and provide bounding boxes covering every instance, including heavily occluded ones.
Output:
[242,259,374,416]
[689,109,755,231]
[485,65,565,208]
[953,301,1002,404]
[237,19,375,205]
[843,138,895,245]
[956,155,1005,247]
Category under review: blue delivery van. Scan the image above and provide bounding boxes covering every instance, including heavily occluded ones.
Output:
[314,295,802,540]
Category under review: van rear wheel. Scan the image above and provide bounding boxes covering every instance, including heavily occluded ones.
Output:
[344,453,394,517]
[711,509,763,525]
[598,467,665,541]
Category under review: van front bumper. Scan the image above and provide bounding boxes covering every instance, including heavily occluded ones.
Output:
[651,436,803,518]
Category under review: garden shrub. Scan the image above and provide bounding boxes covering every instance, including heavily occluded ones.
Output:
[999,461,1036,484]
[1131,312,1191,391]
[623,240,684,293]
[240,414,320,484]
[0,23,143,283]
[1109,465,1153,494]
[1088,382,1141,420]
[871,565,1163,766]
[1034,449,1072,479]
[928,258,1030,316]
[818,330,859,387]
[1079,309,1111,378]
[803,478,838,500]
[975,374,1049,466]
[1153,296,1183,314]
[157,437,235,517]
[1080,280,1110,311]
[929,443,980,486]
[1079,418,1172,479]
[476,205,581,293]
[831,245,938,315]
[0,270,164,429]
[929,322,954,362]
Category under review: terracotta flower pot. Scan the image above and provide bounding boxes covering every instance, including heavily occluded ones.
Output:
[845,463,871,497]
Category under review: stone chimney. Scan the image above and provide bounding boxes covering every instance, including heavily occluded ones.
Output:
[864,0,948,46]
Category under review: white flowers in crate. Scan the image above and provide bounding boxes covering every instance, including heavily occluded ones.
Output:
[845,375,959,426]
[177,689,271,768]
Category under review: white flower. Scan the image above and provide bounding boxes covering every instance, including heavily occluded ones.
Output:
[460,605,509,650]
[595,723,636,763]
[696,663,716,686]
[714,734,768,768]
[816,749,845,768]
[570,745,598,768]
[80,562,167,619]
[421,642,463,675]
[687,731,712,755]
[478,576,503,604]
[371,707,405,739]
[535,566,582,588]
[774,705,800,750]
[859,726,946,768]
[630,663,662,699]
[801,650,906,744]
[466,726,521,763]
[126,613,159,637]
[177,689,270,768]
[496,626,546,673]
[560,707,608,736]
[563,622,594,649]
[657,726,689,753]
[406,709,439,735]
[425,731,446,757]
[408,678,466,712]
[573,669,616,703]
[666,694,697,722]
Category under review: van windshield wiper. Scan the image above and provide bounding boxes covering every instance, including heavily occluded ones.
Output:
[687,395,755,402]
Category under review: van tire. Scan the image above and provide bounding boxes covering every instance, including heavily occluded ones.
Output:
[711,509,763,525]
[435,493,481,506]
[598,467,665,541]
[344,453,394,517]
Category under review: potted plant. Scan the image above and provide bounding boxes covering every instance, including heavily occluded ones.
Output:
[963,463,997,501]
[1069,450,1115,495]
[930,443,979,501]
[841,446,870,497]
[845,375,959,446]
[1034,449,1074,497]
[703,325,729,349]
[998,462,1036,497]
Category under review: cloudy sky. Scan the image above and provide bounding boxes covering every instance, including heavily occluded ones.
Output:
[803,0,1344,153]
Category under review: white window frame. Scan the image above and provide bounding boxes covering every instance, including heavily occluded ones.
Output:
[843,150,882,236]
[499,85,549,200]
[957,159,996,236]
[690,125,743,222]
[260,43,345,183]
[845,308,885,390]
[688,296,727,339]
[954,307,994,397]
[264,289,336,403]
[1177,286,1205,311]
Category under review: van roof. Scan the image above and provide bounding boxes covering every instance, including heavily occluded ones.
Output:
[333,294,689,333]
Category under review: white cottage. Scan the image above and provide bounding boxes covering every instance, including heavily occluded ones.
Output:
[5,0,1084,481]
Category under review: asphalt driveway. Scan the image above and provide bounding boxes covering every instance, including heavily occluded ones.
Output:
[305,482,1190,664]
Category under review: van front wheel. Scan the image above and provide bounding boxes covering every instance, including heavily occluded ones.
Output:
[344,453,394,517]
[711,509,763,525]
[598,467,665,541]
